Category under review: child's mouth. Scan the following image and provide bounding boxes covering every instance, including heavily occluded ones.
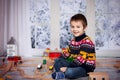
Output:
[73,32,79,34]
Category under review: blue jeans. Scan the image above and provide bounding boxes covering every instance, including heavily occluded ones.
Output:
[54,57,87,79]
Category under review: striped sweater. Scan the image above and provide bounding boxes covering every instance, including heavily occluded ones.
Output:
[62,33,96,72]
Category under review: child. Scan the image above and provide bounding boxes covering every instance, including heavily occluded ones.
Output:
[52,13,96,79]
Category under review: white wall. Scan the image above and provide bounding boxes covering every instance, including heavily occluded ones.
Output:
[86,0,95,43]
[50,0,60,50]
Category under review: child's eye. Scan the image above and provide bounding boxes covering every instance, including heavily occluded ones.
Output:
[71,26,74,28]
[77,26,80,28]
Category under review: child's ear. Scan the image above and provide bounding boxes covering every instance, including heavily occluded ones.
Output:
[84,26,87,32]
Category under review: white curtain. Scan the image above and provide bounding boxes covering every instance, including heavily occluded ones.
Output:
[0,0,28,56]
[0,0,8,54]
[0,0,17,53]
[0,0,4,54]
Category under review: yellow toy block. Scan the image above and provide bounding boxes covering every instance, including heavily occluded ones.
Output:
[49,66,53,70]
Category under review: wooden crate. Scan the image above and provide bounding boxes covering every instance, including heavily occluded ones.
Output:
[88,72,109,80]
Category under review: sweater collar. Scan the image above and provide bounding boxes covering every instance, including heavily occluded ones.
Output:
[75,33,86,42]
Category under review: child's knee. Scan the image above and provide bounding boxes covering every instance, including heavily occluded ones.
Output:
[54,58,60,62]
[54,57,64,63]
[65,69,74,78]
[54,58,62,66]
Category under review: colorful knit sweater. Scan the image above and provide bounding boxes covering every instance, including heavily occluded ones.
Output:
[62,33,96,72]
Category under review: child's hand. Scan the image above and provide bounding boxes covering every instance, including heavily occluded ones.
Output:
[60,67,67,72]
[62,48,70,58]
[62,51,70,58]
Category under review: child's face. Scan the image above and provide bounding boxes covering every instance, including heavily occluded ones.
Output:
[70,20,86,37]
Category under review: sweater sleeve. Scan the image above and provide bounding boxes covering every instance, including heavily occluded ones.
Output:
[61,47,70,58]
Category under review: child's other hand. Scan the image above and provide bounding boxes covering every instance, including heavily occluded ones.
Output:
[60,67,67,72]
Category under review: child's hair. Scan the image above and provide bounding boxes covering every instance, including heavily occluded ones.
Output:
[70,14,87,28]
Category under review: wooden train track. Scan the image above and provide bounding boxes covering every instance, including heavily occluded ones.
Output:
[0,59,54,80]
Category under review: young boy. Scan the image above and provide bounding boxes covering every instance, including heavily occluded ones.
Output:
[52,13,96,79]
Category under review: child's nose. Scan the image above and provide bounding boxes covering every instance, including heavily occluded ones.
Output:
[73,27,77,30]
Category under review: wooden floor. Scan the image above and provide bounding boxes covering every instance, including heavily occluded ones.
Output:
[0,57,120,80]
[95,57,120,80]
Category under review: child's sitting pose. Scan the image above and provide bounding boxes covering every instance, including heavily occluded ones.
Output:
[52,13,96,79]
